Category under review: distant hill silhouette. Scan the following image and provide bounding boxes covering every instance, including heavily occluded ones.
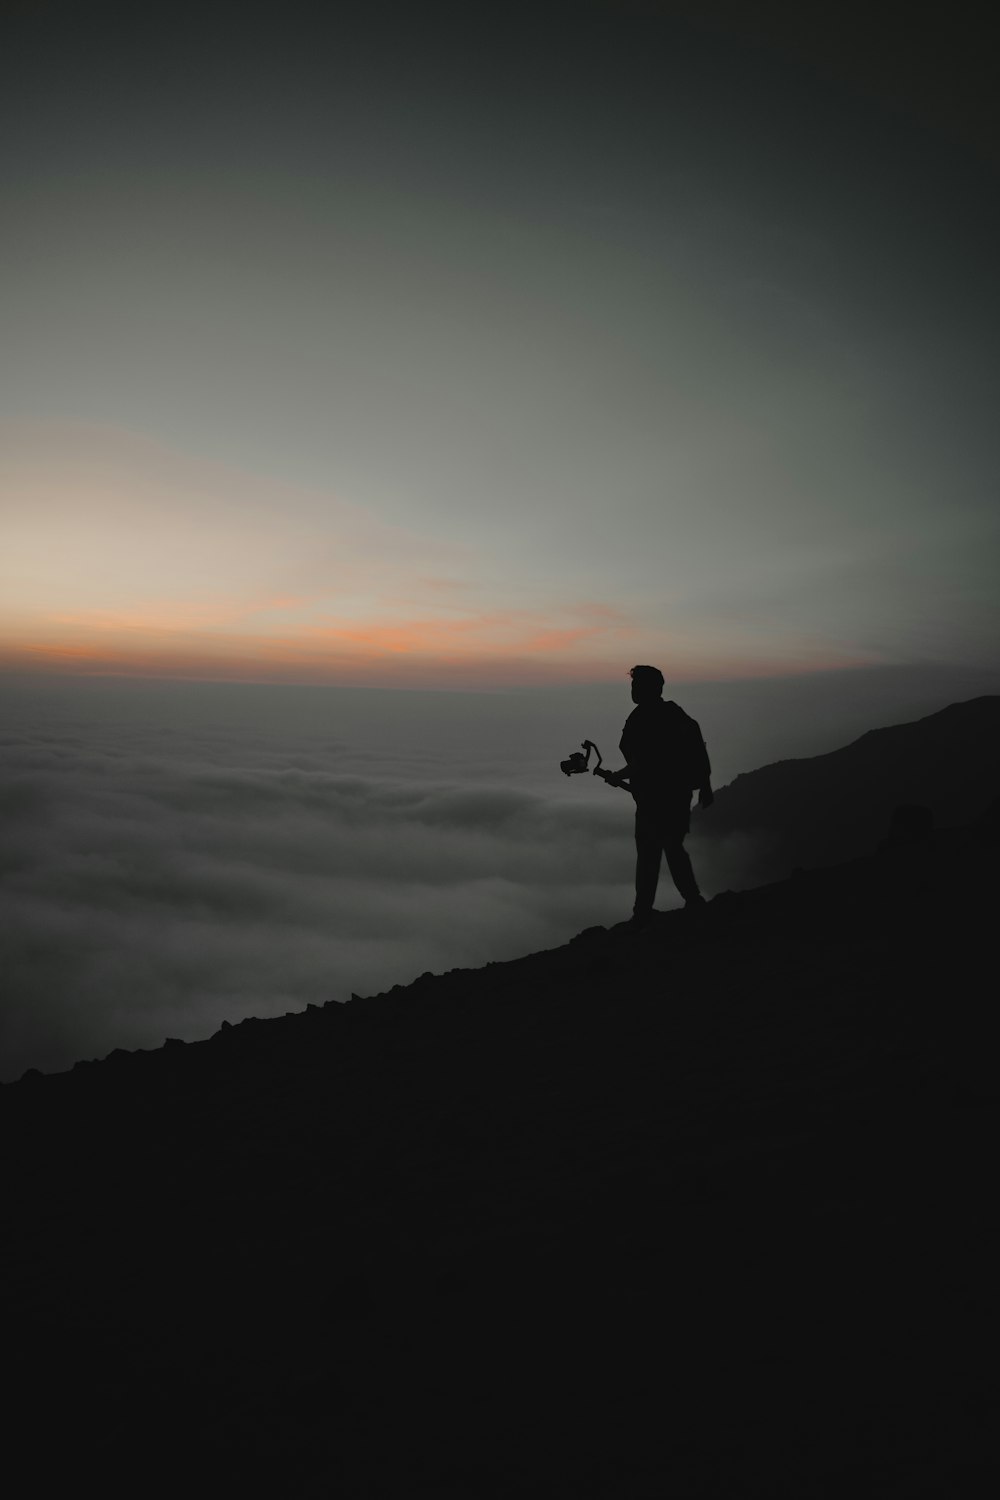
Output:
[701,695,1000,888]
[3,795,995,1497]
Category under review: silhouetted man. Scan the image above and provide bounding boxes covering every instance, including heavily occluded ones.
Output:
[607,665,713,929]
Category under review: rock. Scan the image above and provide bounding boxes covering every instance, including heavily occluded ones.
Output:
[572,926,608,942]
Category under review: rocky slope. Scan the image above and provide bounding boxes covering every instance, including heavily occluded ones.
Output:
[3,803,995,1497]
[702,694,1000,888]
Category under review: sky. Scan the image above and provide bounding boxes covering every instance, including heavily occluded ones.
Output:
[3,0,997,687]
[2,1,999,1077]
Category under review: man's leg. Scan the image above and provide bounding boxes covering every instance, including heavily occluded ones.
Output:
[663,837,702,904]
[633,805,663,917]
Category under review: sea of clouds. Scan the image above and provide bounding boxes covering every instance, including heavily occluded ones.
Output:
[4,665,995,1080]
[1,677,643,1078]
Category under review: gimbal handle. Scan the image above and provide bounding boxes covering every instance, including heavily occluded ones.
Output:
[580,739,602,771]
[581,741,622,785]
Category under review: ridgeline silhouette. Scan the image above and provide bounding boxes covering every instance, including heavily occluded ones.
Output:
[3,702,996,1497]
[702,695,1000,887]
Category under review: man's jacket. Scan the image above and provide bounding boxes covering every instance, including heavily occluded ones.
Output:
[619,699,711,800]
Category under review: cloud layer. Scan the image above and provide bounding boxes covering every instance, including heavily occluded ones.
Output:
[0,702,644,1080]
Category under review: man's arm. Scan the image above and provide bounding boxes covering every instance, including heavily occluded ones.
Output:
[689,718,713,807]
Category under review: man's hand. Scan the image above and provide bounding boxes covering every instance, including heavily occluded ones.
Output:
[698,785,714,809]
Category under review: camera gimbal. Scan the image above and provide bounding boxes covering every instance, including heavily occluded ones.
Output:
[559,740,629,789]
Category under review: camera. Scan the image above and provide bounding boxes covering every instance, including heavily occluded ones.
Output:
[560,750,590,776]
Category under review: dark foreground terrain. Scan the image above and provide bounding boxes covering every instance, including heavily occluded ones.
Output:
[4,806,995,1497]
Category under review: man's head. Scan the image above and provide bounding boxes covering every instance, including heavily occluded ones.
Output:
[630,664,664,704]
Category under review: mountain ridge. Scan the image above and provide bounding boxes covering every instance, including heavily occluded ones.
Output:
[699,693,1000,887]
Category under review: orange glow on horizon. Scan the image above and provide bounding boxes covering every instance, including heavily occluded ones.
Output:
[0,615,880,690]
[0,600,642,671]
[0,417,893,693]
